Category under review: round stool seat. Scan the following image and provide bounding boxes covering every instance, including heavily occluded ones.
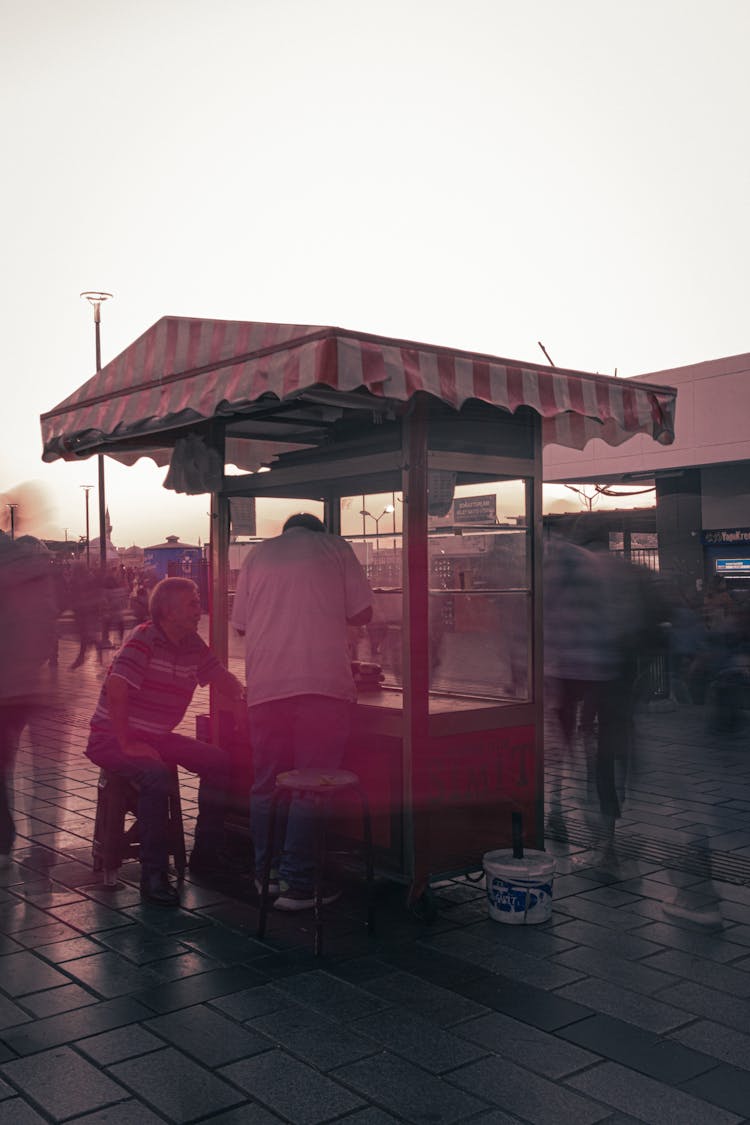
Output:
[275,768,360,791]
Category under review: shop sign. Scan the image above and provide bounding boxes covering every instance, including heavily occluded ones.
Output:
[702,527,750,545]
[453,494,497,524]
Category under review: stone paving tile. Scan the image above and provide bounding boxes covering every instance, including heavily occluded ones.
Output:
[0,995,32,1030]
[669,1018,750,1071]
[553,976,694,1034]
[110,1045,246,1123]
[558,1012,719,1084]
[0,996,152,1055]
[1,1044,127,1120]
[456,973,593,1032]
[716,923,750,948]
[95,927,197,965]
[11,920,84,948]
[145,949,219,981]
[0,945,74,999]
[210,984,297,1022]
[272,970,393,1021]
[181,927,272,964]
[553,895,665,931]
[223,1048,364,1125]
[252,1004,380,1070]
[118,903,212,936]
[362,970,489,1026]
[567,1059,743,1125]
[134,964,267,1013]
[47,900,135,933]
[76,1023,166,1066]
[35,935,103,963]
[0,1099,48,1124]
[449,1054,609,1125]
[681,1062,750,1116]
[454,1111,525,1125]
[350,1006,486,1074]
[0,900,59,934]
[642,948,750,997]
[144,1003,273,1067]
[626,919,750,962]
[654,979,750,1034]
[191,1106,286,1125]
[544,917,665,960]
[19,981,99,1018]
[60,950,168,998]
[719,899,750,926]
[331,1050,486,1124]
[455,1010,600,1079]
[61,1101,167,1123]
[381,943,489,987]
[338,1110,404,1125]
[552,945,676,996]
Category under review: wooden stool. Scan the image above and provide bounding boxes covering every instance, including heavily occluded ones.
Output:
[256,768,375,956]
[92,767,187,887]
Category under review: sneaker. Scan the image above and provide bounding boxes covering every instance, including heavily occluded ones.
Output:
[274,885,342,912]
[663,901,723,928]
[254,871,282,897]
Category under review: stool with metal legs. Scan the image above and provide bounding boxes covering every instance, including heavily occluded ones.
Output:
[256,768,375,956]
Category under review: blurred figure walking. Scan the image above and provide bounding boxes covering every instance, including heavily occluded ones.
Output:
[0,533,57,864]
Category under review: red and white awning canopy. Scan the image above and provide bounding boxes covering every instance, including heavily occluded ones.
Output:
[41,316,676,465]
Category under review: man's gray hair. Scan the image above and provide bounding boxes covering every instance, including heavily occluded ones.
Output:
[149,577,198,624]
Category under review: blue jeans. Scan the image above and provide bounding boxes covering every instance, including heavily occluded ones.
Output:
[86,732,231,877]
[248,695,352,892]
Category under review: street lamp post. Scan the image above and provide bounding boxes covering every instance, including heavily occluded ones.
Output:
[7,504,19,541]
[81,485,93,567]
[359,504,395,536]
[80,292,113,573]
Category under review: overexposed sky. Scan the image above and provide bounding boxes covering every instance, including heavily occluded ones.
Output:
[2,0,748,545]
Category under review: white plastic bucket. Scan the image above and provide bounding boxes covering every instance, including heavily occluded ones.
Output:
[483,849,556,925]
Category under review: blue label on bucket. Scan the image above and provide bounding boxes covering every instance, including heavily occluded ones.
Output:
[487,877,552,915]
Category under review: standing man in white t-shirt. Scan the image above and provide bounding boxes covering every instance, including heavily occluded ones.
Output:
[231,513,372,911]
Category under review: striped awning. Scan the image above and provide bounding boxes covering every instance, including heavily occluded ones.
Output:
[41,316,676,464]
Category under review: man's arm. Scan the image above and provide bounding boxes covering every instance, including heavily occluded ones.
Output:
[207,665,245,702]
[105,675,161,760]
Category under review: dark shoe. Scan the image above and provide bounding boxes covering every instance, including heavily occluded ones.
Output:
[274,885,342,912]
[140,871,180,907]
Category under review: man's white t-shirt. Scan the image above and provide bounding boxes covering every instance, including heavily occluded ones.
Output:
[231,526,373,706]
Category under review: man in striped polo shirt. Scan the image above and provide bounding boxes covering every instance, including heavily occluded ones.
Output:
[86,577,245,906]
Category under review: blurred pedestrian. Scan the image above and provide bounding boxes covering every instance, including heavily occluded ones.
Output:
[69,563,104,669]
[0,532,57,864]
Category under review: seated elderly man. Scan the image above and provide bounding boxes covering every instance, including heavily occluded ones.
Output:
[86,577,245,906]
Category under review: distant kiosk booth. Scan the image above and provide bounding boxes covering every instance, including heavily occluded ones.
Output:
[41,318,677,909]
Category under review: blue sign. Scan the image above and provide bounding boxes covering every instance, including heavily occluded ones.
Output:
[716,559,750,573]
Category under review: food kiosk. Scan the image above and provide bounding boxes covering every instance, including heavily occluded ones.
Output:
[41,317,677,910]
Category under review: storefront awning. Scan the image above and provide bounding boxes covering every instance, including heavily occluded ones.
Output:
[41,316,677,467]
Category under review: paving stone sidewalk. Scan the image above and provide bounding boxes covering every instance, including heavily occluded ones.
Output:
[0,637,748,1124]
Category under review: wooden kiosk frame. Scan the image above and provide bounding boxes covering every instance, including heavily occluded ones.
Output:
[41,317,678,909]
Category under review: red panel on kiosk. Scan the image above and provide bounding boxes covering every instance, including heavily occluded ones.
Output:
[413,725,537,876]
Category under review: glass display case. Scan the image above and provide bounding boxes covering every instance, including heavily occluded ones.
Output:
[221,397,544,902]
